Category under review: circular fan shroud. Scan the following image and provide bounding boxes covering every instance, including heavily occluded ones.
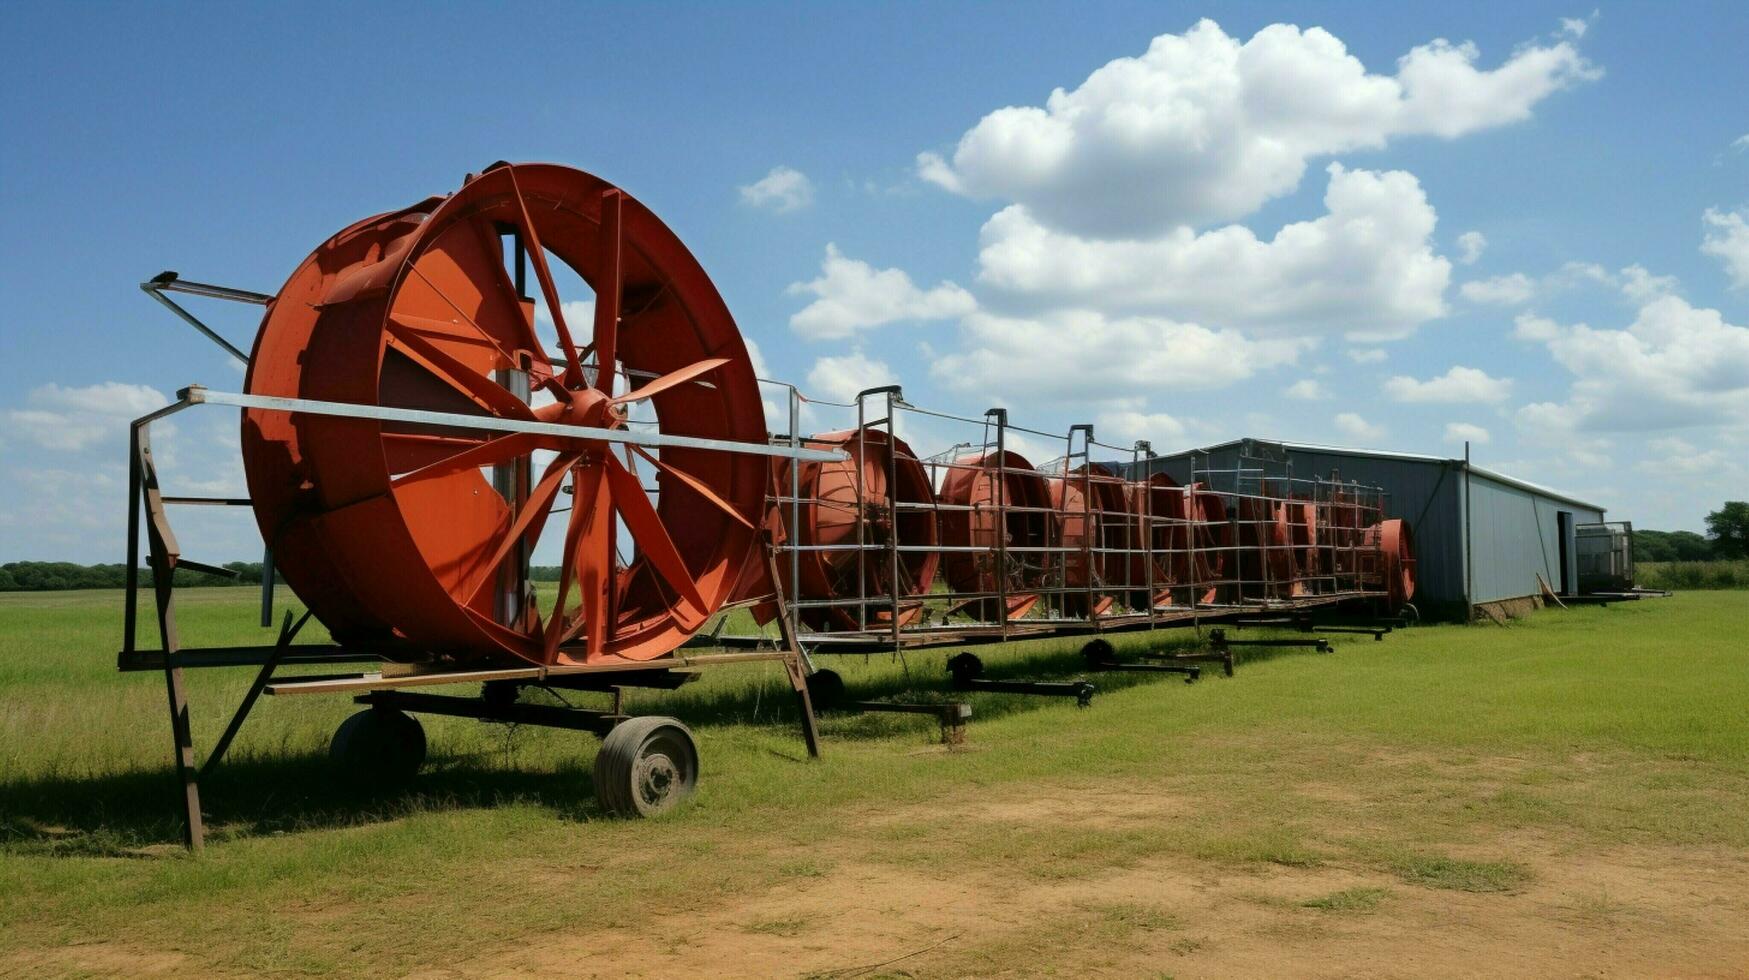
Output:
[1363,518,1417,606]
[1049,463,1130,617]
[938,451,1056,622]
[241,164,767,666]
[772,428,941,632]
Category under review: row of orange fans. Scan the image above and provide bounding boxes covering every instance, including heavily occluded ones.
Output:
[739,429,1416,636]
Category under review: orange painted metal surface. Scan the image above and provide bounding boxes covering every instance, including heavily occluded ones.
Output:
[1049,464,1130,617]
[1237,486,1303,599]
[1364,518,1417,606]
[1184,484,1231,605]
[241,163,766,667]
[1289,496,1322,584]
[1123,472,1186,608]
[938,451,1056,621]
[766,428,940,631]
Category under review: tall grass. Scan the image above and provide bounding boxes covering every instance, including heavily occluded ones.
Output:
[1638,560,1749,590]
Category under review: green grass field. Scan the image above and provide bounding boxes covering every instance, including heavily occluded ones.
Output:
[2,589,1747,976]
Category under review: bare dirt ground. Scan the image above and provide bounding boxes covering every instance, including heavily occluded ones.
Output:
[405,784,1749,980]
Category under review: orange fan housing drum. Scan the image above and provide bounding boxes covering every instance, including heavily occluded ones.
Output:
[938,451,1056,622]
[1185,485,1231,605]
[1123,472,1187,609]
[768,428,940,632]
[1363,518,1417,607]
[241,163,768,668]
[1049,463,1130,617]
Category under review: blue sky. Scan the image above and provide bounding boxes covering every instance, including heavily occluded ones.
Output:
[2,1,1747,563]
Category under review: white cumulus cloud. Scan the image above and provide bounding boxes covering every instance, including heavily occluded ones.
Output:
[3,382,170,451]
[1702,208,1749,289]
[917,19,1597,236]
[1285,379,1328,400]
[1456,230,1487,265]
[1444,421,1491,445]
[739,166,815,213]
[788,244,977,341]
[1095,410,1189,449]
[1347,348,1388,364]
[1459,272,1536,306]
[974,164,1450,340]
[930,309,1308,406]
[1384,365,1512,403]
[1334,412,1385,442]
[806,350,897,404]
[1512,292,1749,432]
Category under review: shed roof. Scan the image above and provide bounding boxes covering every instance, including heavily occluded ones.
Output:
[1156,437,1607,513]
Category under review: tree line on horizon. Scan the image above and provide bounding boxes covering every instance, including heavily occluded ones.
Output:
[0,561,266,591]
[1637,501,1749,563]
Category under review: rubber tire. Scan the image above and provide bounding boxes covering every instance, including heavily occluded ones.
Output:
[946,652,984,686]
[330,706,426,788]
[806,668,846,710]
[1080,638,1116,665]
[594,717,699,818]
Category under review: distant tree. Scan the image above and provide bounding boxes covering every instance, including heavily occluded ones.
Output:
[1633,529,1713,562]
[1665,532,1707,563]
[1634,530,1676,562]
[0,560,267,591]
[1668,530,1714,562]
[1707,501,1749,559]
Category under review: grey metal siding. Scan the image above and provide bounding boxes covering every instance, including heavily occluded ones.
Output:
[1465,472,1605,602]
[1143,438,1607,610]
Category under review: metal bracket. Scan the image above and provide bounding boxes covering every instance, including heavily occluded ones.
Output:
[139,271,269,366]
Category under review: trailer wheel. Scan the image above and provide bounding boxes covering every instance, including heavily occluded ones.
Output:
[594,717,699,818]
[330,706,426,787]
[1079,638,1117,666]
[806,668,846,710]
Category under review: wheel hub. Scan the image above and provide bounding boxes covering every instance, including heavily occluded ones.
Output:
[636,752,679,806]
[536,385,621,430]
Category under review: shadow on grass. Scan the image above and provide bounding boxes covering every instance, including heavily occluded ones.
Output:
[2,628,1324,855]
[0,751,599,857]
[654,630,1246,736]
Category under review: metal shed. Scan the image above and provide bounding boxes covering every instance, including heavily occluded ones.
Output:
[1133,438,1607,617]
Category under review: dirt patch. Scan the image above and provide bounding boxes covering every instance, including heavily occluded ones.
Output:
[0,943,189,978]
[429,846,1749,978]
[857,783,1187,832]
[420,784,1749,979]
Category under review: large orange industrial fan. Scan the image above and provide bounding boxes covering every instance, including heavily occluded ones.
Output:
[242,163,771,668]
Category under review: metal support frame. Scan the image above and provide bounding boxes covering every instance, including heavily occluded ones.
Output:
[354,689,627,736]
[946,652,1096,707]
[765,534,823,759]
[1208,627,1331,655]
[129,419,203,851]
[120,358,842,850]
[1079,638,1201,683]
[181,385,845,463]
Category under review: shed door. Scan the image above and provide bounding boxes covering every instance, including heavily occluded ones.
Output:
[1556,511,1573,594]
